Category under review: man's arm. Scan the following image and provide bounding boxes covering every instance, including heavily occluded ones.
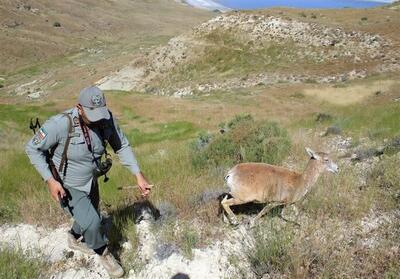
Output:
[25,116,67,201]
[108,116,151,196]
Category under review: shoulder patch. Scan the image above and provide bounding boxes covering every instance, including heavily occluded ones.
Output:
[73,116,80,127]
[33,127,48,145]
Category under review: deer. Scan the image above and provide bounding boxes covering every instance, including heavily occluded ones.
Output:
[221,147,339,227]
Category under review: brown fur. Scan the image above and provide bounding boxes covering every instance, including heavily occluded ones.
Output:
[221,149,338,226]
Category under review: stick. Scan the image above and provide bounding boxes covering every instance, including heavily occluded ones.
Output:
[117,185,154,191]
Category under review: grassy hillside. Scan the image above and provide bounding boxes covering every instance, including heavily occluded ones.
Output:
[0,3,399,278]
[1,76,399,276]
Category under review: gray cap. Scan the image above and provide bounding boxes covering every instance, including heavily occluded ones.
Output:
[78,86,110,122]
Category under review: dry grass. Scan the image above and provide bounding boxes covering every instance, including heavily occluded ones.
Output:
[0,84,398,279]
[0,3,399,277]
[303,79,399,105]
[243,6,400,43]
[247,148,400,278]
[0,0,212,75]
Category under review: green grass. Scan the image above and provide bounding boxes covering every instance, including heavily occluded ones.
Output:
[0,104,65,224]
[0,103,208,225]
[180,225,199,259]
[0,150,65,224]
[0,104,61,224]
[334,104,400,139]
[295,102,400,140]
[128,121,197,146]
[9,54,74,79]
[0,89,398,279]
[100,139,222,212]
[122,107,142,121]
[12,65,41,77]
[0,248,48,279]
[0,104,56,133]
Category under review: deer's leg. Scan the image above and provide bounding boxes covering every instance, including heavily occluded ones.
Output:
[221,195,246,226]
[278,214,300,227]
[279,205,300,227]
[251,202,284,227]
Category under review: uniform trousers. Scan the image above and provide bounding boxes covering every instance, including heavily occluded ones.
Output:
[62,179,107,250]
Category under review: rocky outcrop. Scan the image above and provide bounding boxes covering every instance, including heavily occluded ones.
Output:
[97,13,400,95]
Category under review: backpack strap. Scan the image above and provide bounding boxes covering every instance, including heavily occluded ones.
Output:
[58,113,74,176]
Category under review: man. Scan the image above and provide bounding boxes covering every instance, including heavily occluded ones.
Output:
[26,86,151,278]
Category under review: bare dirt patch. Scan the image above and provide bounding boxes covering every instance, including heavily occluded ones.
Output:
[303,79,399,105]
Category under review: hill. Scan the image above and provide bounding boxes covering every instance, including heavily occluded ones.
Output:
[97,6,400,95]
[0,0,212,75]
[0,2,399,279]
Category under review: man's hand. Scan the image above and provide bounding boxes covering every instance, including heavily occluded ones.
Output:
[47,177,66,202]
[136,172,152,197]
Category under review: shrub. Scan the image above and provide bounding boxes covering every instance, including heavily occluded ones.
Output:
[315,112,333,123]
[290,92,305,99]
[248,223,294,277]
[181,228,199,259]
[53,22,61,27]
[368,154,400,209]
[324,125,342,136]
[191,114,291,169]
[383,135,400,156]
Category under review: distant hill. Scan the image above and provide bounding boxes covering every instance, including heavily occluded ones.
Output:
[98,7,400,95]
[0,0,212,75]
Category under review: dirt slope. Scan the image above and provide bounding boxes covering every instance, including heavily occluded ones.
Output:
[0,0,212,75]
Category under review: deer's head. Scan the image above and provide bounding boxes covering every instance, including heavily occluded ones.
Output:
[305,147,339,174]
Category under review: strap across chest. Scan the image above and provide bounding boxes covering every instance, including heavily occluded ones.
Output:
[57,112,112,179]
[58,113,74,174]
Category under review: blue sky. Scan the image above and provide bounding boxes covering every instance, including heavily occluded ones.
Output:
[185,0,395,10]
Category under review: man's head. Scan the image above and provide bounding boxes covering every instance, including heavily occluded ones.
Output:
[77,86,110,124]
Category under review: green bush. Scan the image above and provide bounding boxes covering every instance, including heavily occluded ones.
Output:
[191,114,291,169]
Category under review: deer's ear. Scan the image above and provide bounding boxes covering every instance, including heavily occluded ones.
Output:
[305,147,320,159]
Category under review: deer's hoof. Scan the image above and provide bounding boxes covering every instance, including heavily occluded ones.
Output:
[246,219,257,229]
[230,218,239,227]
[222,214,230,224]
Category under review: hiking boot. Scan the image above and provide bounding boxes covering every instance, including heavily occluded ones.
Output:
[67,231,95,255]
[98,248,124,278]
